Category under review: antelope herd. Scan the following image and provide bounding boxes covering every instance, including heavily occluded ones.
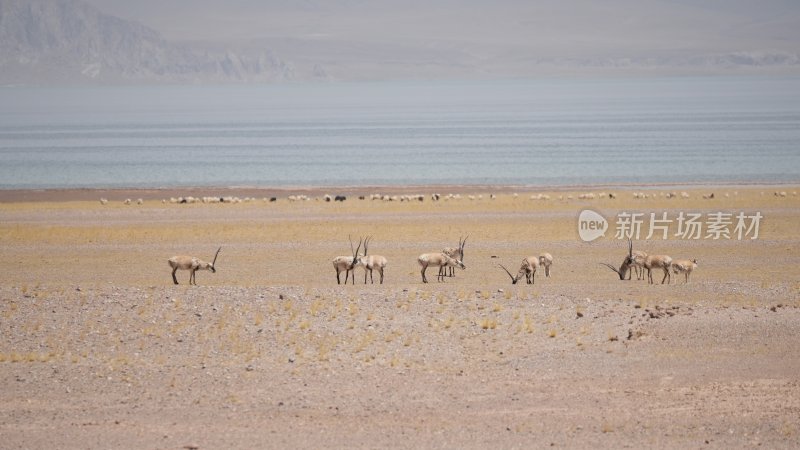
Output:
[166,238,701,286]
[601,239,697,284]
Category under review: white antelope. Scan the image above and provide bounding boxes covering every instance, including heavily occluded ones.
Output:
[168,247,221,285]
[539,253,553,278]
[332,236,364,285]
[671,259,698,283]
[360,236,388,284]
[418,253,465,283]
[644,254,673,285]
[442,236,467,277]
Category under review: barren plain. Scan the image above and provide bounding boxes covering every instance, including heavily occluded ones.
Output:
[1,185,799,449]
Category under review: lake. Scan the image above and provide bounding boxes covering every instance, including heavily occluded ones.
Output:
[1,77,798,189]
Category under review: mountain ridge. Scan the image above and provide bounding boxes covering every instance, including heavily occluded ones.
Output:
[0,0,296,84]
[2,0,799,85]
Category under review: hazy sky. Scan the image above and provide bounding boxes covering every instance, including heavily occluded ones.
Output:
[82,0,800,58]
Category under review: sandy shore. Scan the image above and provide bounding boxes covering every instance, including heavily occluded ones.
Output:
[1,184,799,449]
[1,181,795,203]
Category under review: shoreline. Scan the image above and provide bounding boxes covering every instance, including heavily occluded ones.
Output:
[1,181,798,203]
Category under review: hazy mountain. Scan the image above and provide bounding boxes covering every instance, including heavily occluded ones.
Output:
[0,0,294,84]
[2,0,799,85]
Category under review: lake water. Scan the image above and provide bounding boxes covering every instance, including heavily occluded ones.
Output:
[1,77,798,189]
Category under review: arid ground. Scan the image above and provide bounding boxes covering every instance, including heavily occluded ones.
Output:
[1,185,799,449]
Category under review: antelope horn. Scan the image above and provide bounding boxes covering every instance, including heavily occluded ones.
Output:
[599,262,622,276]
[350,237,363,269]
[212,247,221,266]
[498,264,518,282]
[628,238,633,259]
[364,235,372,256]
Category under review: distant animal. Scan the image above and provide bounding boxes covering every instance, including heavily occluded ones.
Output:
[418,253,465,283]
[601,239,636,280]
[335,195,346,202]
[671,259,698,283]
[521,256,540,284]
[539,253,553,278]
[497,263,526,284]
[441,236,468,277]
[332,236,364,285]
[644,254,673,284]
[269,197,277,202]
[498,256,539,284]
[168,247,221,285]
[630,250,648,280]
[360,236,388,284]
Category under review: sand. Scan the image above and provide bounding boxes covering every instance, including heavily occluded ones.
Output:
[1,185,799,449]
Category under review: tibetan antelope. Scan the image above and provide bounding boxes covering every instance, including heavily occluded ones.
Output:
[361,236,388,284]
[539,253,553,278]
[332,236,364,285]
[600,239,635,280]
[418,253,465,283]
[521,256,540,284]
[644,254,673,284]
[498,257,539,284]
[671,259,698,283]
[629,250,648,280]
[498,263,525,284]
[442,236,467,277]
[168,247,221,285]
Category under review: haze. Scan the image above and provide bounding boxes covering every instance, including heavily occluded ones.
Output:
[83,0,800,59]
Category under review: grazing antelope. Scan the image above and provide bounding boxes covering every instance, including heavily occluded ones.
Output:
[521,256,540,284]
[644,254,673,284]
[497,257,538,284]
[671,259,698,283]
[332,237,364,285]
[418,253,465,283]
[539,253,553,278]
[600,239,635,280]
[361,236,388,284]
[497,256,538,284]
[442,236,468,277]
[498,263,525,284]
[168,247,221,285]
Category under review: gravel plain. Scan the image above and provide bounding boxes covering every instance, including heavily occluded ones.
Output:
[1,185,799,449]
